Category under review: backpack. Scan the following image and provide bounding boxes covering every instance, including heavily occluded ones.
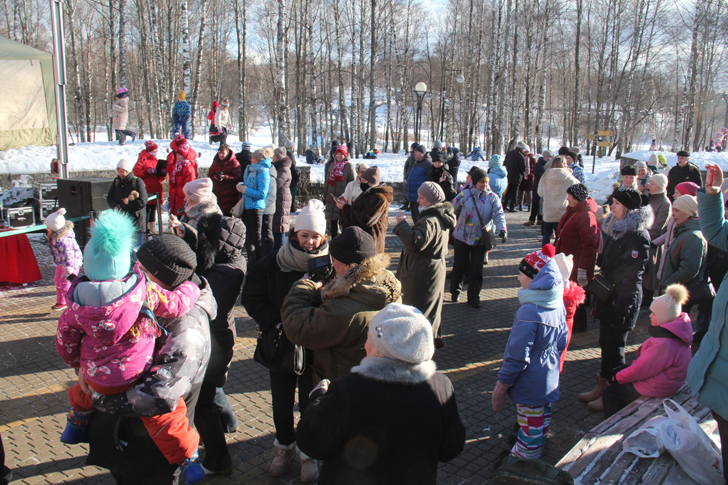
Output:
[490,456,574,485]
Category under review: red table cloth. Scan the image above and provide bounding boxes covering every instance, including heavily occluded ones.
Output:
[0,232,43,284]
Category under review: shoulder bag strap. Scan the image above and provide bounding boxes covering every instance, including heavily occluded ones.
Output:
[469,189,487,230]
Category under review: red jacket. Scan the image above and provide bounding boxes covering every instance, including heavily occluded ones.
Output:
[167,139,198,171]
[134,150,165,206]
[560,281,586,372]
[555,197,599,281]
[168,158,197,217]
[207,150,242,215]
[520,155,537,191]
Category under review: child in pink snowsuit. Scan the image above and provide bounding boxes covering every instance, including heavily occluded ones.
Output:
[602,284,693,418]
[45,208,82,311]
[55,210,206,483]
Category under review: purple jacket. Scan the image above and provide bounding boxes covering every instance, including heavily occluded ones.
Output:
[616,313,693,397]
[49,221,82,270]
[55,264,200,390]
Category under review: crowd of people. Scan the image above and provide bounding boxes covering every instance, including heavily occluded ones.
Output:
[8,119,728,485]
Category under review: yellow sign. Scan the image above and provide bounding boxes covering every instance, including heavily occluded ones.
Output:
[597,141,611,147]
[587,134,596,140]
[598,130,614,136]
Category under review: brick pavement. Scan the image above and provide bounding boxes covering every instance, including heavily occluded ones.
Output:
[0,208,654,484]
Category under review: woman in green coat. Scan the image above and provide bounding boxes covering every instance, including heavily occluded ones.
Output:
[394,181,456,348]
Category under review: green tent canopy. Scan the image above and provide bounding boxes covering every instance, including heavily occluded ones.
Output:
[0,35,57,151]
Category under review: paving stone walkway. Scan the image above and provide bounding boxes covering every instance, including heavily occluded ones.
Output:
[0,209,654,484]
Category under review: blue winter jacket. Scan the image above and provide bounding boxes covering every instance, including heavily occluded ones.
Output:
[172,100,191,118]
[406,156,433,202]
[451,187,507,246]
[498,259,567,406]
[468,147,485,161]
[487,160,508,199]
[688,189,728,419]
[243,157,272,210]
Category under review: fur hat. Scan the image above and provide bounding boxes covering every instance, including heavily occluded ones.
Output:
[83,210,136,281]
[368,303,435,364]
[178,91,186,100]
[117,158,135,173]
[621,165,638,176]
[650,173,668,193]
[613,188,642,211]
[45,208,67,232]
[295,199,326,236]
[329,226,376,265]
[361,166,381,186]
[335,145,348,157]
[183,178,213,205]
[414,144,427,155]
[675,182,700,197]
[542,150,553,158]
[418,181,445,205]
[676,150,690,158]
[145,140,158,152]
[650,284,689,325]
[552,253,574,282]
[137,235,197,288]
[489,154,504,168]
[519,244,556,279]
[241,141,252,151]
[673,195,698,218]
[220,97,230,107]
[566,183,589,202]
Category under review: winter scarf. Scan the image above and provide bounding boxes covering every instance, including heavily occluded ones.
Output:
[517,283,564,309]
[327,160,347,186]
[276,235,329,273]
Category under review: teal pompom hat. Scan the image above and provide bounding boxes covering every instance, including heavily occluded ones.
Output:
[488,154,503,168]
[83,210,136,281]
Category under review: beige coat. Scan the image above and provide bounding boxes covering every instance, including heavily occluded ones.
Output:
[112,97,129,130]
[538,168,578,223]
[215,106,231,131]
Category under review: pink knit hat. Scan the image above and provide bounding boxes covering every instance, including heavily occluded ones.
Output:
[675,182,700,197]
[183,178,213,205]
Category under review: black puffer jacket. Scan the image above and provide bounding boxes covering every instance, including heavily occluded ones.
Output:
[182,213,247,386]
[431,164,457,201]
[504,148,526,184]
[107,173,148,231]
[596,205,652,331]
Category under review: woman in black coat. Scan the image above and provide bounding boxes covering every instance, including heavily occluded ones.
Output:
[241,199,328,482]
[296,303,465,485]
[579,188,652,412]
[107,158,148,246]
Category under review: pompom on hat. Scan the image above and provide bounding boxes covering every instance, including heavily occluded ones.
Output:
[368,303,435,364]
[650,284,689,325]
[552,253,574,282]
[519,244,556,279]
[117,158,135,173]
[145,140,159,152]
[178,91,186,100]
[45,208,67,232]
[295,199,326,236]
[83,210,136,281]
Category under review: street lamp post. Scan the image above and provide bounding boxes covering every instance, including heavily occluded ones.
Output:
[723,91,728,130]
[413,82,427,144]
[439,70,464,142]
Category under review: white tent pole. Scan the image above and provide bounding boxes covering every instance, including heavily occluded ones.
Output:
[50,0,69,178]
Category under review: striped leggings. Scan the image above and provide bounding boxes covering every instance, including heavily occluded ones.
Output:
[511,403,552,459]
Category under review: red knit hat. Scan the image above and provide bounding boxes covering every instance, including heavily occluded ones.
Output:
[519,244,556,279]
[175,142,191,158]
[145,140,158,152]
[335,145,348,157]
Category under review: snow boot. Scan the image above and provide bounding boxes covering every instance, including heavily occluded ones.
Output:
[299,450,319,483]
[578,375,607,403]
[269,440,297,477]
[60,409,94,444]
[587,397,604,412]
[180,450,206,484]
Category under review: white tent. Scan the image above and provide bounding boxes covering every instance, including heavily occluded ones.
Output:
[0,36,57,151]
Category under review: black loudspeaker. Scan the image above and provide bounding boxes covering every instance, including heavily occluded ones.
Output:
[57,177,114,248]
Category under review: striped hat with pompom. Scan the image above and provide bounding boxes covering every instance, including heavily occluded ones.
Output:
[519,244,556,279]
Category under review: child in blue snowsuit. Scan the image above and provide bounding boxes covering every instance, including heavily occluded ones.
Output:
[173,91,191,139]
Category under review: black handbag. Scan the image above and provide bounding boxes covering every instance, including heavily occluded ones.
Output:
[586,273,616,303]
[253,324,306,375]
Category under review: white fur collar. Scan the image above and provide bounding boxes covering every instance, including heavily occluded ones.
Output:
[351,356,437,385]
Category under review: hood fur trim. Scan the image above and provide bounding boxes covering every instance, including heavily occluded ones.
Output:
[50,221,75,241]
[320,253,393,301]
[563,280,586,307]
[351,356,436,384]
[603,205,653,240]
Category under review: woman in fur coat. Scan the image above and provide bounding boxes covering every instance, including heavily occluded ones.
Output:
[338,166,394,253]
[578,188,651,412]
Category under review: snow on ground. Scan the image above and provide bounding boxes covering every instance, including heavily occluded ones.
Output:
[624,150,728,171]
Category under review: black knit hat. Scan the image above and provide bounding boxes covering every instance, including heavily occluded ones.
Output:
[568,152,579,164]
[137,235,197,288]
[566,183,589,202]
[414,144,427,154]
[676,150,690,157]
[612,188,642,211]
[329,227,377,265]
[470,167,488,183]
[468,165,481,175]
[558,146,571,156]
[621,165,638,176]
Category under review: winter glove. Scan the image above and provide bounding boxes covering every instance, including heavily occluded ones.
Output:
[147,167,156,175]
[128,191,139,202]
[577,268,589,287]
[236,183,246,194]
[491,380,511,413]
[499,230,507,243]
[217,171,225,182]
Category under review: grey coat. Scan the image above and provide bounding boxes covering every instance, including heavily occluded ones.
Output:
[394,202,457,338]
[644,191,672,292]
[264,165,278,215]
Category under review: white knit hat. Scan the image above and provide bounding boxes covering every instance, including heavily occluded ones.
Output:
[673,195,698,218]
[183,178,214,205]
[552,253,574,282]
[650,284,689,325]
[650,173,668,193]
[117,158,135,173]
[45,207,67,232]
[295,199,326,236]
[369,303,435,364]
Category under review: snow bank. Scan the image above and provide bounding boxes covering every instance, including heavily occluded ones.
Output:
[623,150,728,170]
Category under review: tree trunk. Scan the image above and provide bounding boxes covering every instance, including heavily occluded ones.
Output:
[190,0,210,140]
[276,0,288,144]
